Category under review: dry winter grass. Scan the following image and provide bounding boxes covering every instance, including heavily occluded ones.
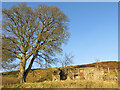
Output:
[2,76,19,85]
[2,79,118,88]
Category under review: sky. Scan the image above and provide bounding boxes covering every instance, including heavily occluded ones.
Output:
[2,2,118,68]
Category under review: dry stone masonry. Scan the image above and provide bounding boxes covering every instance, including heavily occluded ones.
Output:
[52,66,118,81]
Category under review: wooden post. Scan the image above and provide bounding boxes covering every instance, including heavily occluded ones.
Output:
[78,69,80,80]
[73,69,74,80]
[115,68,118,80]
[108,67,110,81]
[115,68,118,75]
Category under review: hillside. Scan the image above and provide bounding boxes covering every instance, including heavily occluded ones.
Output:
[2,61,119,86]
[72,61,119,69]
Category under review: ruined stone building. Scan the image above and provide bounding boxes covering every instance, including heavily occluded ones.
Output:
[52,65,105,81]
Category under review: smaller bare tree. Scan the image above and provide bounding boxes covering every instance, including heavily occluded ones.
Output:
[95,58,100,69]
[59,53,74,67]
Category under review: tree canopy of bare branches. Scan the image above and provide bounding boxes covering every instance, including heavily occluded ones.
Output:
[2,3,70,83]
[59,53,74,67]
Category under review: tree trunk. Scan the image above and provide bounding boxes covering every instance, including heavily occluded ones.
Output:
[24,56,36,80]
[18,53,37,83]
[18,70,26,83]
[18,54,26,83]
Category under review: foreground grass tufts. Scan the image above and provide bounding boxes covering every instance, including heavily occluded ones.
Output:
[2,80,118,88]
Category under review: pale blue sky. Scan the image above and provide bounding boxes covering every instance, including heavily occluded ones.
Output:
[2,2,118,68]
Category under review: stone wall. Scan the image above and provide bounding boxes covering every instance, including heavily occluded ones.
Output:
[52,69,61,81]
[83,67,104,80]
[52,66,117,81]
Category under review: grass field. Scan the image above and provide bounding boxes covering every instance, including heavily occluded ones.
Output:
[2,80,118,88]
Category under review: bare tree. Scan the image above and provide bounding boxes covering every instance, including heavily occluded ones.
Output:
[60,53,74,67]
[2,3,70,83]
[95,58,100,63]
[95,58,100,68]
